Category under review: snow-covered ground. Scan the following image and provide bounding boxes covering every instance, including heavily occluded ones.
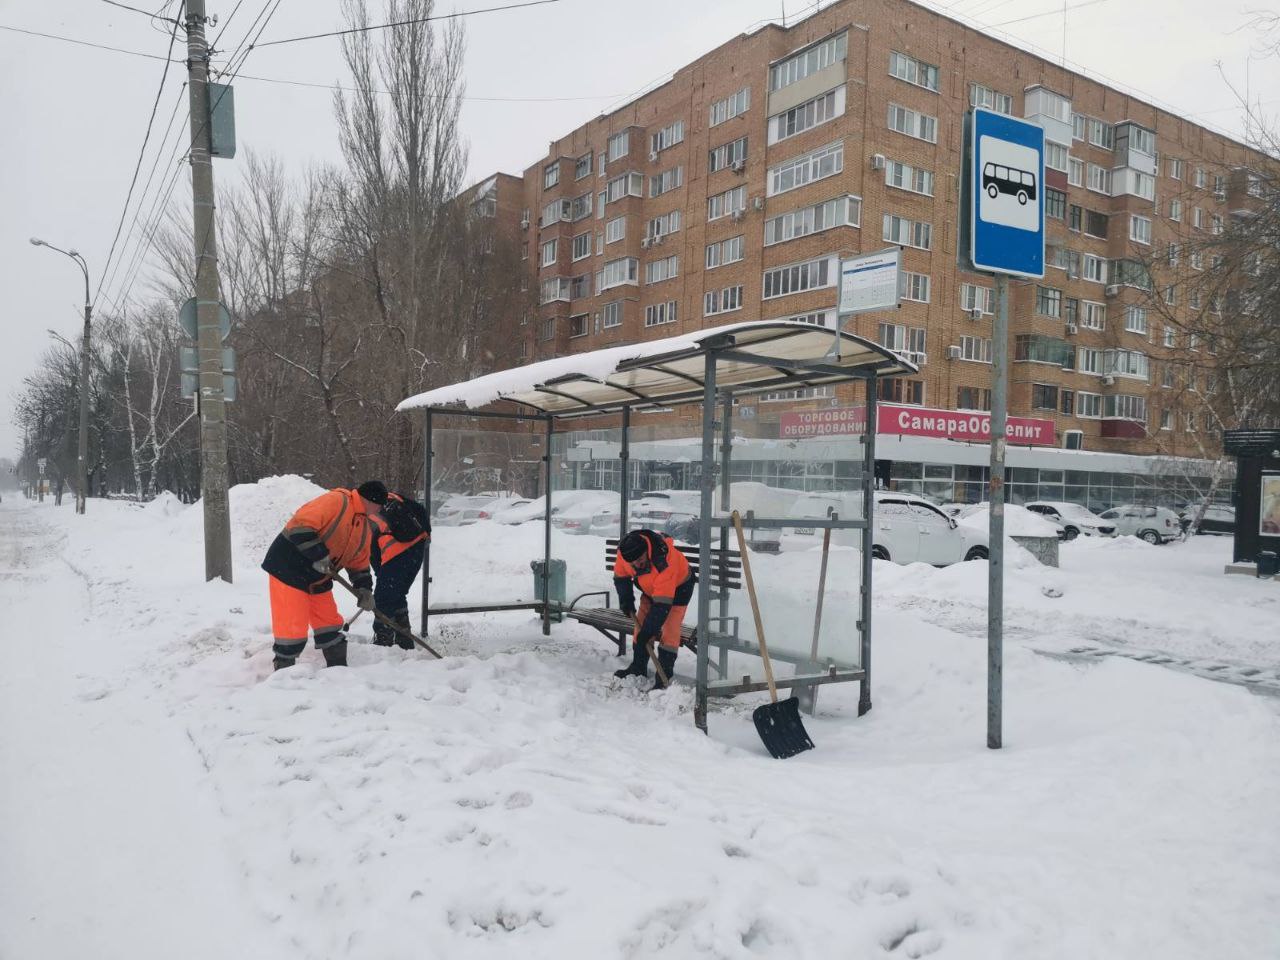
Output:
[3,477,1279,959]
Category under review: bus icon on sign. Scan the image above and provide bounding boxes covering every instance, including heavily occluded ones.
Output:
[983,162,1036,205]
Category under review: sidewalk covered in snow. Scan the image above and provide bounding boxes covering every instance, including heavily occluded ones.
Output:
[398,320,918,732]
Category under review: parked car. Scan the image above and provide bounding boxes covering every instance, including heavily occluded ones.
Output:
[550,491,619,534]
[958,502,1067,540]
[1097,504,1182,544]
[786,490,989,565]
[1179,502,1236,536]
[634,484,792,552]
[1024,501,1116,539]
[434,494,508,526]
[492,490,607,526]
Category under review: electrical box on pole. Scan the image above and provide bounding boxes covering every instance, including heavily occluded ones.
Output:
[208,82,237,159]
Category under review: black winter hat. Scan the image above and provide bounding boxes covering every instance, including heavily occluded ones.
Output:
[357,480,389,505]
[618,530,651,563]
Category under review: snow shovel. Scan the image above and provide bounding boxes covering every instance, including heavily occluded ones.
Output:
[731,511,815,759]
[331,572,444,659]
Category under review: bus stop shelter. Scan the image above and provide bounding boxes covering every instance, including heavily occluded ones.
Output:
[398,320,917,732]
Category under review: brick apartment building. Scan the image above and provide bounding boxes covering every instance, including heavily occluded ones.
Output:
[464,0,1266,496]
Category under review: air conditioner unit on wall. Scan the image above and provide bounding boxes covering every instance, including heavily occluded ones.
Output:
[969,308,983,321]
[732,209,745,222]
[871,153,886,170]
[1065,321,1078,334]
[640,237,651,248]
[947,345,962,360]
[1102,375,1115,386]
[648,150,659,162]
[1105,284,1121,297]
[520,218,530,230]
[731,159,746,173]
[752,196,764,211]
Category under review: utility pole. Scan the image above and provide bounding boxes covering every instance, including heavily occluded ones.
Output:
[183,0,233,583]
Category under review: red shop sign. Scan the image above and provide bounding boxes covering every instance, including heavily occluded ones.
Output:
[877,404,1056,446]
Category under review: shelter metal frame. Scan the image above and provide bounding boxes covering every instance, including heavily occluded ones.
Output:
[408,322,916,732]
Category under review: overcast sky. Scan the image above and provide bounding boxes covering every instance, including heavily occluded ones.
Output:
[2,0,1277,460]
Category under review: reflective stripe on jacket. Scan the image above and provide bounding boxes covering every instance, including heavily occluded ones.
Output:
[613,532,692,605]
[261,488,373,593]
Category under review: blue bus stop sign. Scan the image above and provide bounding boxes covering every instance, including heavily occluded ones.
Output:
[970,108,1045,278]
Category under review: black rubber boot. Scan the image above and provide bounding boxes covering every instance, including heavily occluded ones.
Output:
[393,610,415,651]
[272,655,296,671]
[651,647,677,691]
[322,639,348,667]
[613,641,649,679]
[371,618,395,647]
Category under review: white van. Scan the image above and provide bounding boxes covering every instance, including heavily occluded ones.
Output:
[786,490,989,565]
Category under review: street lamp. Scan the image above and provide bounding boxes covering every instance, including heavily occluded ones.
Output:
[31,237,92,515]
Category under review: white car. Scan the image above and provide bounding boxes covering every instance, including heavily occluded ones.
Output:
[550,491,619,534]
[957,502,1067,540]
[631,486,786,552]
[1024,501,1117,540]
[786,490,989,565]
[1097,504,1182,544]
[434,494,506,526]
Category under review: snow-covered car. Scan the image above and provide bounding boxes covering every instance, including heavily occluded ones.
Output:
[434,494,503,526]
[786,490,989,565]
[486,498,533,523]
[1179,502,1235,536]
[628,490,702,531]
[636,486,788,552]
[587,505,623,538]
[957,502,1067,540]
[1024,501,1116,539]
[550,491,619,534]
[1097,505,1182,544]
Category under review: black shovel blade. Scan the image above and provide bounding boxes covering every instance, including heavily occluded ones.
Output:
[752,696,815,759]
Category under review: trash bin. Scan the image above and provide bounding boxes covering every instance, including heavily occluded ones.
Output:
[530,558,567,620]
[1257,551,1279,579]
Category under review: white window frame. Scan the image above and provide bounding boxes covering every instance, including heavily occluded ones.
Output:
[899,271,930,303]
[707,185,746,221]
[543,161,559,189]
[771,32,848,91]
[540,238,558,267]
[643,300,678,328]
[764,195,861,246]
[571,232,591,262]
[709,87,750,127]
[882,213,932,250]
[650,120,685,155]
[605,216,626,244]
[607,131,630,162]
[885,159,934,196]
[958,334,992,363]
[768,87,846,145]
[601,300,622,329]
[889,51,939,91]
[887,102,938,143]
[705,235,744,270]
[767,141,843,197]
[1129,215,1152,245]
[645,254,679,285]
[761,255,836,300]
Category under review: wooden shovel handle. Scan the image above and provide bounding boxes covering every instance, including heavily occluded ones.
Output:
[809,526,831,662]
[645,638,670,686]
[732,510,778,704]
[331,572,444,659]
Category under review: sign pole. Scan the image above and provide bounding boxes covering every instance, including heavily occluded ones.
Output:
[988,273,1009,750]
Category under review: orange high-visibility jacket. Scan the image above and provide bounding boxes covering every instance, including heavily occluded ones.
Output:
[613,532,691,605]
[372,492,428,567]
[262,488,373,593]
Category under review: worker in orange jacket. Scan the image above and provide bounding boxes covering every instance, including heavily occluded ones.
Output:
[370,491,430,649]
[260,480,387,670]
[612,529,695,689]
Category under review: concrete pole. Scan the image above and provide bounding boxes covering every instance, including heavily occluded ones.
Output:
[75,277,91,514]
[184,0,233,582]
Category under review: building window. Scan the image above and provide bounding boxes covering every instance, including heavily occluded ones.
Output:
[643,300,678,327]
[1160,409,1172,430]
[1168,199,1183,222]
[1061,390,1075,416]
[569,313,589,338]
[1210,214,1223,236]
[704,285,744,316]
[650,120,685,155]
[877,378,924,405]
[1186,412,1196,431]
[762,256,835,300]
[769,87,846,144]
[602,300,622,329]
[604,172,644,203]
[887,103,938,143]
[541,198,570,226]
[605,216,626,244]
[889,51,939,91]
[885,160,934,196]
[958,335,992,363]
[882,213,931,250]
[767,141,843,197]
[1082,254,1106,284]
[569,192,593,222]
[1082,301,1106,330]
[707,185,746,221]
[648,166,683,198]
[770,310,834,327]
[708,136,748,173]
[1194,167,1206,189]
[607,131,630,162]
[960,283,994,314]
[709,86,750,126]
[1129,215,1152,245]
[1124,305,1147,334]
[1044,141,1069,173]
[1167,242,1180,267]
[538,317,555,342]
[599,257,638,290]
[969,82,1013,114]
[575,153,592,180]
[1068,204,1083,232]
[772,31,848,90]
[764,195,861,245]
[1104,394,1147,422]
[1077,347,1101,374]
[1169,158,1183,180]
[1087,164,1111,195]
[543,161,560,189]
[705,235,744,269]
[645,210,681,240]
[645,255,679,285]
[1192,207,1204,229]
[1087,118,1113,149]
[957,386,992,411]
[1045,188,1066,220]
[1068,157,1084,187]
[899,271,930,303]
[1072,113,1087,141]
[1049,245,1080,274]
[1163,284,1178,306]
[1032,384,1059,410]
[571,232,591,262]
[878,323,927,361]
[1036,286,1062,318]
[1191,251,1203,270]
[569,273,592,300]
[1064,297,1079,325]
[1077,392,1102,418]
[1085,210,1109,239]
[540,239,558,267]
[540,277,571,304]
[1104,349,1150,380]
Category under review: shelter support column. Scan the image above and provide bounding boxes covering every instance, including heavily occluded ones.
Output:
[543,415,553,636]
[422,411,433,637]
[694,351,718,734]
[859,378,877,716]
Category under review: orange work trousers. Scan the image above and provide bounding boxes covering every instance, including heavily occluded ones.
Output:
[269,575,346,659]
[635,596,688,651]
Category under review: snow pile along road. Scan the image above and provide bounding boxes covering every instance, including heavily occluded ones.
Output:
[2,480,1279,960]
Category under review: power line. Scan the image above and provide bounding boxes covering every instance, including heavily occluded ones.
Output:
[94,10,184,310]
[209,0,248,52]
[99,0,181,25]
[231,70,623,103]
[987,0,1107,29]
[253,0,560,49]
[0,22,180,61]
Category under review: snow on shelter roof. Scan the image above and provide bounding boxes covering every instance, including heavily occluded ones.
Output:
[397,321,918,419]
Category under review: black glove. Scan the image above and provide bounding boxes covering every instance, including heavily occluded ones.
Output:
[613,577,636,618]
[636,601,670,647]
[355,587,375,611]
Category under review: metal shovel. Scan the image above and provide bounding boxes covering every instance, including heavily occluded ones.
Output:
[332,572,444,659]
[731,511,815,759]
